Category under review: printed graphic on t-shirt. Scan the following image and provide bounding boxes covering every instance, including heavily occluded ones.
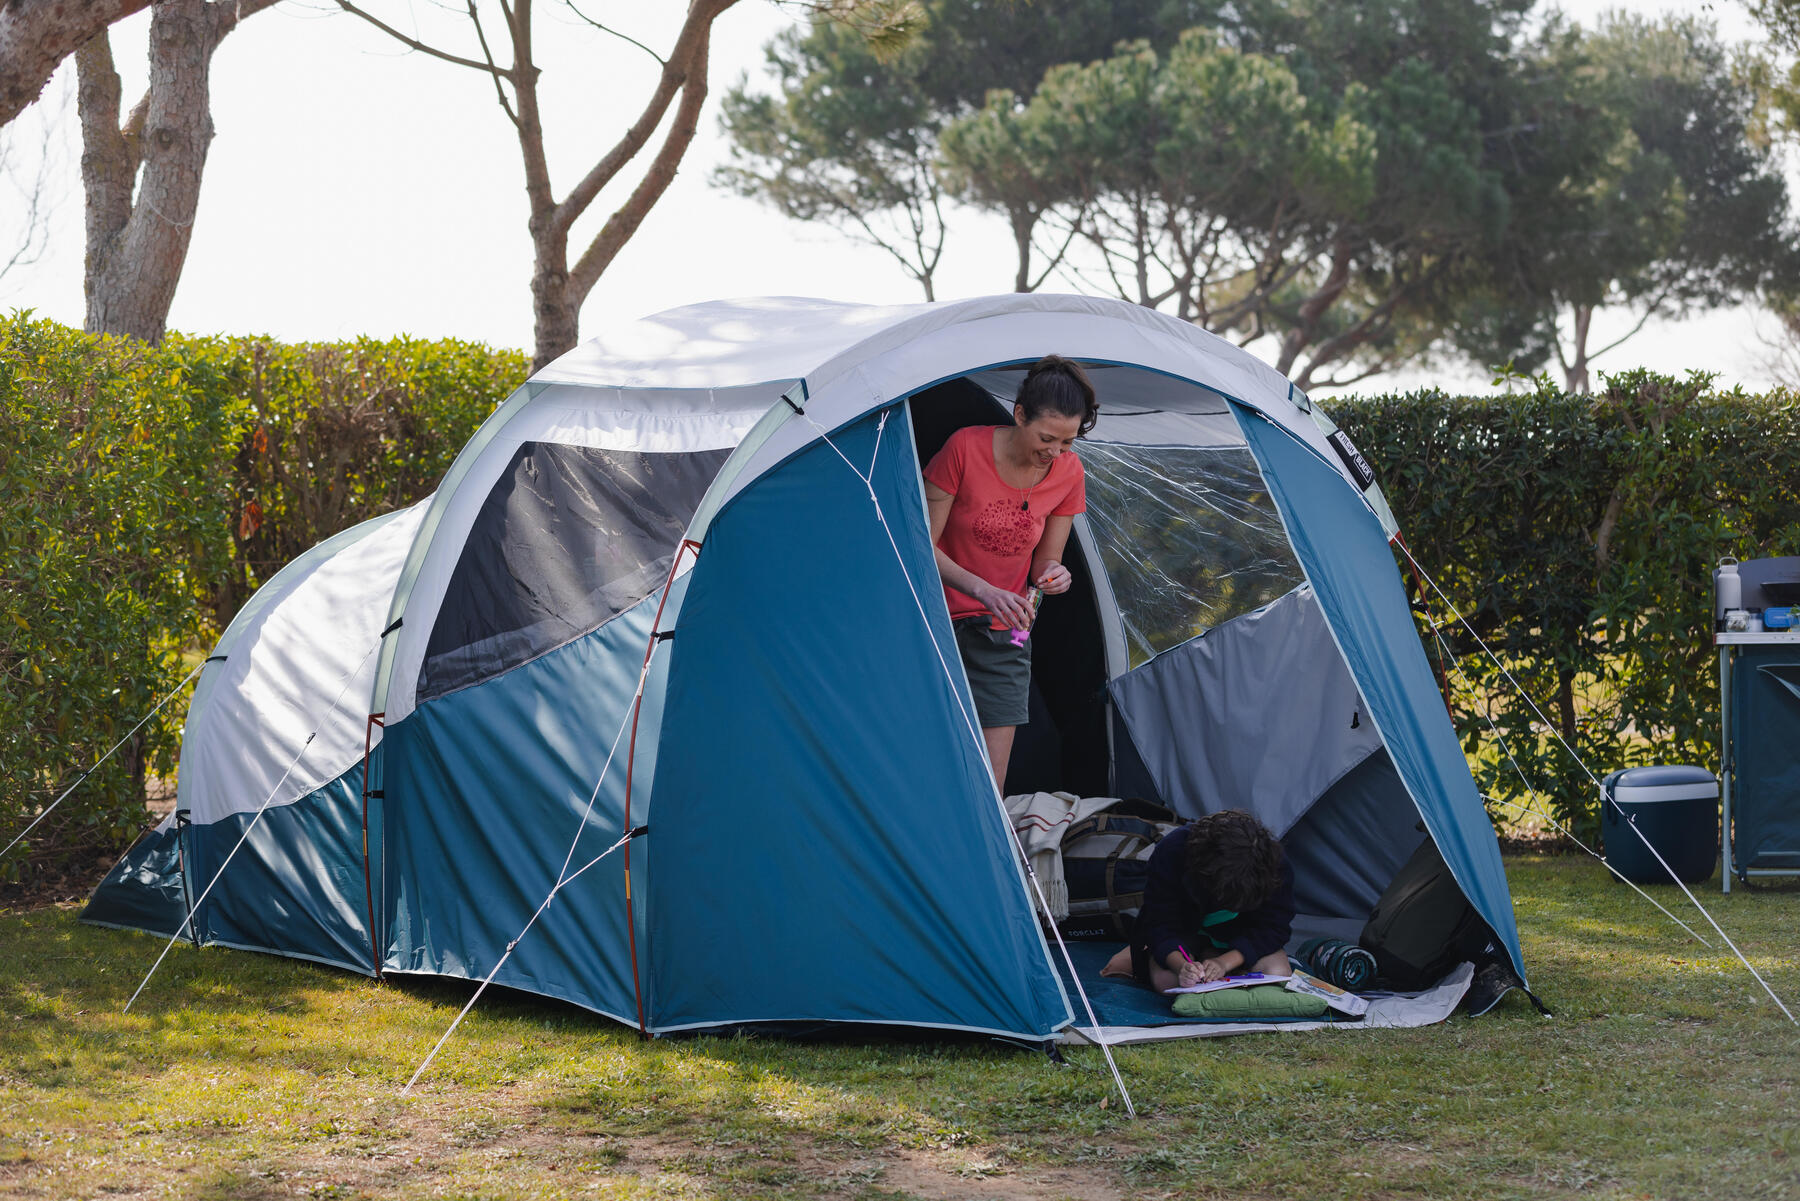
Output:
[972,498,1037,557]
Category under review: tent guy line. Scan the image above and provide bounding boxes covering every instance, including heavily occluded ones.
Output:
[796,405,1140,1120]
[1,659,205,864]
[406,592,670,1094]
[1484,793,1710,946]
[123,643,380,1015]
[403,825,640,1096]
[1427,625,1713,947]
[1399,543,1795,1024]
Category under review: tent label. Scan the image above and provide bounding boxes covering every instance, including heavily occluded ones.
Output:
[1327,430,1377,491]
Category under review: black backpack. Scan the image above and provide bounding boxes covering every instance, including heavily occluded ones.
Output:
[1360,835,1497,991]
[1056,800,1180,941]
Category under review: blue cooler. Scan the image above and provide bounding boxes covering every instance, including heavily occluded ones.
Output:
[1601,766,1719,885]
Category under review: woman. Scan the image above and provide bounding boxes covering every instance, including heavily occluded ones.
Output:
[922,355,1097,789]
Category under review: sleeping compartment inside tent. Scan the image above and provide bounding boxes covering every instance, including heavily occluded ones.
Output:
[906,363,1429,952]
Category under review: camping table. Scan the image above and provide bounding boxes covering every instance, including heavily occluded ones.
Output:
[1717,629,1800,892]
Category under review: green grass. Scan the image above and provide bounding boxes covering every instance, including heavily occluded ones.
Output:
[2,857,1797,1200]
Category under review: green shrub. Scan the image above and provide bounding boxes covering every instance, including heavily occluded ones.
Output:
[191,334,527,625]
[1329,371,1800,838]
[0,321,525,873]
[0,316,244,875]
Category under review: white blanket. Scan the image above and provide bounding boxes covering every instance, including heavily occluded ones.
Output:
[1004,791,1128,921]
[1058,962,1475,1045]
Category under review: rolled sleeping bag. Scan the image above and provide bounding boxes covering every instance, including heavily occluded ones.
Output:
[1296,937,1377,992]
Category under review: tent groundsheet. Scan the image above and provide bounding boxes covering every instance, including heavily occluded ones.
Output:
[1053,942,1472,1045]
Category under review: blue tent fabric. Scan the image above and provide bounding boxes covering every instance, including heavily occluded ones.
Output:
[1233,403,1527,983]
[646,407,1072,1037]
[82,823,190,939]
[189,764,376,973]
[380,593,661,1023]
[1732,650,1800,870]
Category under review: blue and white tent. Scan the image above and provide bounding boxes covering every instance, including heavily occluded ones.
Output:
[85,294,1524,1041]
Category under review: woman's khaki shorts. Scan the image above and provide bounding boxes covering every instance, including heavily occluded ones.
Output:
[953,616,1032,728]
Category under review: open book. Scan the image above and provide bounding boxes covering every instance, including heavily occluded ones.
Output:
[1164,968,1370,1018]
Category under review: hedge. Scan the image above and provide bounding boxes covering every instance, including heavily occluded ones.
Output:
[4,315,1795,870]
[1329,370,1800,838]
[0,317,523,876]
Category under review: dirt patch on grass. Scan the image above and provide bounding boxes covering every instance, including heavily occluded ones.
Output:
[617,1130,1129,1200]
[93,1097,1137,1201]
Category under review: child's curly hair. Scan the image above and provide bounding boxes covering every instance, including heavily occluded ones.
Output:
[1182,809,1284,913]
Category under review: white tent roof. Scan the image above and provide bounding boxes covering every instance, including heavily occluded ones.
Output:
[370,293,1393,722]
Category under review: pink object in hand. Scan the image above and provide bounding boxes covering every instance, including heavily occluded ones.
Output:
[1010,585,1045,647]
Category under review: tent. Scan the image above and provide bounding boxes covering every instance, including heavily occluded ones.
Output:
[85,294,1525,1042]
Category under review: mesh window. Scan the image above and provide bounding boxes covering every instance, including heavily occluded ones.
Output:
[420,442,729,700]
[1081,442,1304,666]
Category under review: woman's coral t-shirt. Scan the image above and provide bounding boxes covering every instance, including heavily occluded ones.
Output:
[923,425,1086,624]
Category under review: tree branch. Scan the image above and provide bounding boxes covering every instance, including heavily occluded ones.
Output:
[0,0,149,128]
[1584,293,1669,363]
[551,0,733,237]
[332,0,512,76]
[562,1,665,65]
[565,13,722,305]
[465,0,521,127]
[75,33,134,262]
[206,0,283,47]
[1026,212,1081,292]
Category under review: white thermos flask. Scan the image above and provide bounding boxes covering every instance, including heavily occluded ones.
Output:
[1717,556,1742,623]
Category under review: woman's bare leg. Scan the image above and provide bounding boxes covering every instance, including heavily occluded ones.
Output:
[982,725,1016,790]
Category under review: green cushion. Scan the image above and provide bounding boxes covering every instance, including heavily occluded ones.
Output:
[1170,983,1330,1022]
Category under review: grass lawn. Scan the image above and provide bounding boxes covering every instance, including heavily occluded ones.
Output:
[1,854,1796,1200]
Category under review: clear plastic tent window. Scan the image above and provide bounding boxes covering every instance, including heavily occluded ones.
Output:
[420,441,729,701]
[1080,442,1305,666]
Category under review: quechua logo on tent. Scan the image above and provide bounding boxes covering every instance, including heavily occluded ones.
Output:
[1326,430,1377,492]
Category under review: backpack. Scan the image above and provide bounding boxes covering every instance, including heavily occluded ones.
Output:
[1057,799,1180,941]
[1359,834,1497,991]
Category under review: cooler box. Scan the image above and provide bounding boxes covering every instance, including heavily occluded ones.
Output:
[1601,766,1719,885]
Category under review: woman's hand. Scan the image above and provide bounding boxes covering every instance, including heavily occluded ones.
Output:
[976,581,1036,629]
[1176,959,1208,989]
[1034,561,1073,595]
[1196,957,1230,983]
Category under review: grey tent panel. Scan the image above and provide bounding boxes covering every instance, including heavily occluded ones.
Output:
[1108,585,1383,835]
[1282,748,1427,930]
[420,441,728,701]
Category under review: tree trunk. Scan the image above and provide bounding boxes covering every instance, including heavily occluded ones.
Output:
[529,220,577,374]
[1556,665,1578,745]
[80,1,216,342]
[1564,304,1593,394]
[1276,239,1353,380]
[76,0,273,343]
[1009,206,1033,293]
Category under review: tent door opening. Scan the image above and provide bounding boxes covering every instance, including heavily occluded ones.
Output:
[907,379,1112,799]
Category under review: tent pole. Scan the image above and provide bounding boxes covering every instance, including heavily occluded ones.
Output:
[361,712,386,979]
[622,538,702,1039]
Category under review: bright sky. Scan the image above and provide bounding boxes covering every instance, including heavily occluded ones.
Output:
[0,0,1785,393]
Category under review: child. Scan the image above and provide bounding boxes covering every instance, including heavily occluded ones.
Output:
[1103,809,1296,991]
